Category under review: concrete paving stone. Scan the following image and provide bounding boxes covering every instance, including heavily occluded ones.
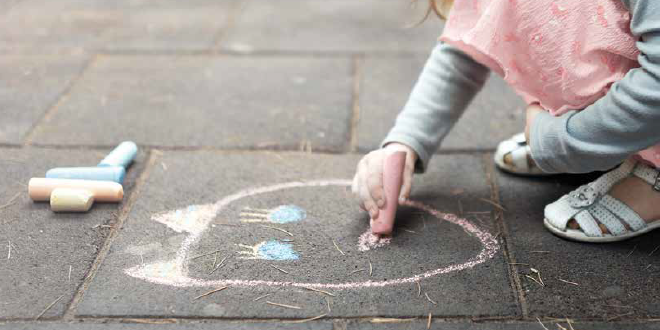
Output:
[77,152,516,318]
[221,0,444,53]
[358,56,526,152]
[343,320,660,330]
[0,55,89,144]
[0,0,22,12]
[30,56,352,150]
[0,147,145,319]
[0,322,331,330]
[1,321,659,330]
[0,0,233,53]
[496,167,660,320]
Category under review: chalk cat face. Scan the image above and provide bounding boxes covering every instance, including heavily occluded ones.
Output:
[125,180,498,289]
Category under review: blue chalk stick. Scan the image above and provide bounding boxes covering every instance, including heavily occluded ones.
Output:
[98,141,138,168]
[46,166,126,183]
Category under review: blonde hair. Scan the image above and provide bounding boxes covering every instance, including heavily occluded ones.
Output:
[415,0,453,21]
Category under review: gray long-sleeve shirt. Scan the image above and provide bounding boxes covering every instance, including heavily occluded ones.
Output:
[383,0,660,174]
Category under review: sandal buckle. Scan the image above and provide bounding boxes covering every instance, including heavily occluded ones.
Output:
[568,185,598,208]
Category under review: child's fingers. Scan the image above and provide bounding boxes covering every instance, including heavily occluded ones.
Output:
[359,159,379,219]
[354,160,367,211]
[398,153,415,202]
[366,156,385,208]
[351,172,359,195]
[359,183,379,219]
[352,174,367,211]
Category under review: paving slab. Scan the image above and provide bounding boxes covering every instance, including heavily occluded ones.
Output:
[496,167,660,320]
[77,152,515,318]
[1,320,659,330]
[221,0,444,53]
[0,0,22,12]
[30,56,352,150]
[0,0,233,53]
[0,322,331,330]
[358,56,525,152]
[0,147,144,319]
[343,320,660,330]
[0,55,89,144]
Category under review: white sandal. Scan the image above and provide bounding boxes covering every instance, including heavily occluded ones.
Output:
[494,132,550,176]
[544,159,660,243]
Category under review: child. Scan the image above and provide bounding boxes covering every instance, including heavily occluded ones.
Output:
[352,0,660,242]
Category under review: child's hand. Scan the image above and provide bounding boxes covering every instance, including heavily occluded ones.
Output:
[351,143,418,219]
[525,103,544,142]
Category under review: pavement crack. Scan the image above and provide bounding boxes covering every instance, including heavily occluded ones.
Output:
[62,149,161,320]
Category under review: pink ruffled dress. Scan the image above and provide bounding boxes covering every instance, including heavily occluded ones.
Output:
[440,0,660,167]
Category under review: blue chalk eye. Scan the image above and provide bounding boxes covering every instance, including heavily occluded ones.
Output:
[268,205,306,224]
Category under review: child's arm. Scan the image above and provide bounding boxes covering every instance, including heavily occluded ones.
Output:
[529,0,660,173]
[381,42,490,173]
[353,42,490,222]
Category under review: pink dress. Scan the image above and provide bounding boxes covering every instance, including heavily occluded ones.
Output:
[440,0,660,168]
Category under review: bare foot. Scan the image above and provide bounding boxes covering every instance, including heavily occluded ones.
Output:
[568,175,660,234]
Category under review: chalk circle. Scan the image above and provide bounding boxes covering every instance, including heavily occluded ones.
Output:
[125,180,500,289]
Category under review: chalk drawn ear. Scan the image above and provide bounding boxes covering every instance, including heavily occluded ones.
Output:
[152,204,217,235]
[125,259,187,286]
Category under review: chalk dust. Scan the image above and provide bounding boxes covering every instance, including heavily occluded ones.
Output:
[358,230,391,252]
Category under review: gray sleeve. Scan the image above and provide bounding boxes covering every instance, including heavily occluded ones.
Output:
[530,0,660,173]
[381,42,490,173]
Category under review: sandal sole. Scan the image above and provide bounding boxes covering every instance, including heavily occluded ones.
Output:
[544,217,660,243]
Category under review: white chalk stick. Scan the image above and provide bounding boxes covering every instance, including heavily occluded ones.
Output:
[50,188,95,212]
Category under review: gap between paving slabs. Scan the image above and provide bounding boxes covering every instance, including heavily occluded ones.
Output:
[0,147,147,320]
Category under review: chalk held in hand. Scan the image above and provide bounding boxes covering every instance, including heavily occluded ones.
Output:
[50,188,94,212]
[46,166,126,183]
[370,151,406,235]
[29,178,123,202]
[98,141,138,168]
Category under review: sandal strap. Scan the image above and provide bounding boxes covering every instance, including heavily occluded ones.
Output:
[545,158,654,239]
[590,204,627,236]
[545,195,581,229]
[510,146,530,170]
[573,210,603,237]
[511,132,527,144]
[632,161,660,190]
[600,194,647,231]
[590,158,637,193]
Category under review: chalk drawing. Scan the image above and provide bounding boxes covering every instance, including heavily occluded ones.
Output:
[125,180,500,290]
[240,205,306,224]
[237,240,300,260]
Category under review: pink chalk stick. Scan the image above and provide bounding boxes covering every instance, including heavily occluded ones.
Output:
[370,151,406,235]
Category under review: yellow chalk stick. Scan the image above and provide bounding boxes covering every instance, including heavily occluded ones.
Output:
[50,188,95,212]
[29,178,123,202]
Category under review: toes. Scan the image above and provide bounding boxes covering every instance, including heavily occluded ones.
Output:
[567,218,610,235]
[526,153,538,169]
[503,153,513,166]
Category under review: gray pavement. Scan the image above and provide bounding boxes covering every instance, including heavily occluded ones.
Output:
[0,0,658,329]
